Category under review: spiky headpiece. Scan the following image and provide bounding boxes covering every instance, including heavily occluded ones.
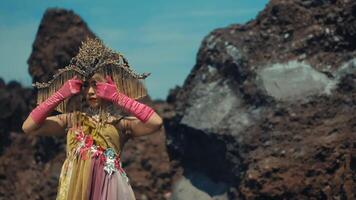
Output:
[32,37,150,115]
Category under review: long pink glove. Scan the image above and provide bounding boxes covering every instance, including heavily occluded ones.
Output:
[96,75,155,123]
[30,76,83,125]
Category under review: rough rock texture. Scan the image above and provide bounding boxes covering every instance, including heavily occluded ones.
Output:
[0,79,34,154]
[0,132,64,200]
[123,101,182,200]
[0,8,177,200]
[165,0,356,199]
[238,74,356,199]
[27,8,96,83]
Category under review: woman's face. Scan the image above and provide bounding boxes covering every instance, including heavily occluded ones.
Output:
[82,73,105,108]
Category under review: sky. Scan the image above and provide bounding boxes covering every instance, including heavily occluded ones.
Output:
[0,0,268,100]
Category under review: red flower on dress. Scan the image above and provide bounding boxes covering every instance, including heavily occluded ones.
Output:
[114,155,125,174]
[92,145,105,158]
[75,129,85,142]
[73,128,94,160]
[84,135,93,147]
[79,135,93,160]
[99,153,107,164]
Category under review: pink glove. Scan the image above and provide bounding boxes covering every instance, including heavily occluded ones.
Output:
[96,75,155,123]
[30,75,83,125]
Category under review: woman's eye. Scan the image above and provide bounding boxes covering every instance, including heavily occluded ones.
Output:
[90,81,97,88]
[82,81,89,88]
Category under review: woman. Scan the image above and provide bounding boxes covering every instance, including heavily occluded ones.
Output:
[22,38,163,200]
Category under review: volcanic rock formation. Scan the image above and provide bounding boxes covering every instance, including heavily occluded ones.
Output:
[165,0,356,199]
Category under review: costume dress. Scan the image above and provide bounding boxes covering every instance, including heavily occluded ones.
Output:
[30,38,150,200]
[56,112,136,200]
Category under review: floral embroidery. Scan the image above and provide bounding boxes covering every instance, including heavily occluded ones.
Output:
[115,156,129,183]
[104,148,116,159]
[73,127,94,160]
[70,126,130,183]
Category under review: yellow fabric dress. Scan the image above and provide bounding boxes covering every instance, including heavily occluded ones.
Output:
[56,112,136,200]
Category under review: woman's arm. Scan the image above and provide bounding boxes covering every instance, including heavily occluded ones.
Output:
[22,75,82,136]
[22,114,68,137]
[118,112,163,138]
[96,75,163,137]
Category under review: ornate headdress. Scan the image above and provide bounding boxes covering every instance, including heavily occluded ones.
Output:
[32,37,151,123]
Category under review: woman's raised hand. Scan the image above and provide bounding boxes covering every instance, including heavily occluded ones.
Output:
[96,75,155,123]
[28,75,82,126]
[95,75,118,102]
[57,75,83,99]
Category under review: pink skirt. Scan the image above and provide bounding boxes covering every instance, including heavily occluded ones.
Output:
[56,155,136,200]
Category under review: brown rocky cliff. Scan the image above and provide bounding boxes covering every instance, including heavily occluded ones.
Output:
[165,0,356,199]
[27,8,96,83]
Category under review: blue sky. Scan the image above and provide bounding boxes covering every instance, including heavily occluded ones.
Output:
[0,0,268,100]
